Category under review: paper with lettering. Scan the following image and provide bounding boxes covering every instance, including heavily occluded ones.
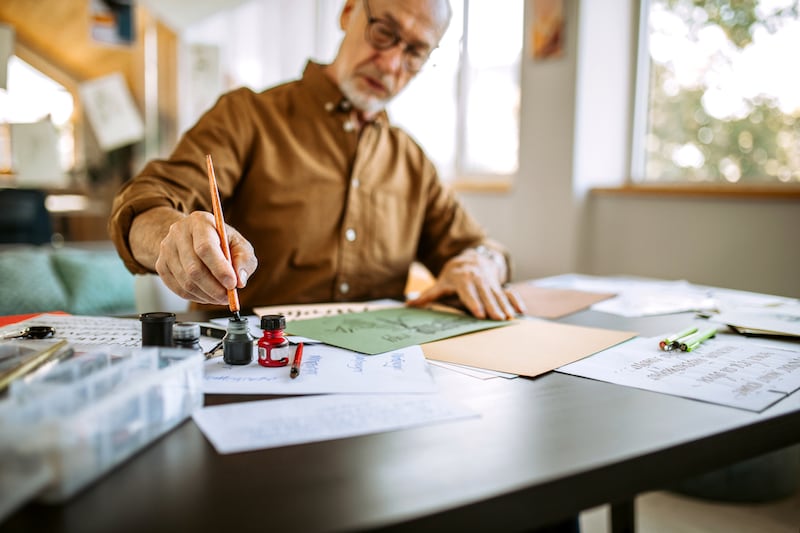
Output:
[253,299,402,320]
[422,319,636,378]
[285,307,509,355]
[193,393,478,454]
[0,314,141,350]
[557,335,800,411]
[203,344,436,394]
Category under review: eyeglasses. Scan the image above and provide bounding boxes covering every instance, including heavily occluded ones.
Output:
[362,0,432,73]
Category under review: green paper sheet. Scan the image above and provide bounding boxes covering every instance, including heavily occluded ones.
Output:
[285,307,510,355]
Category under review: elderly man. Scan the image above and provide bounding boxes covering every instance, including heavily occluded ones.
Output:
[109,0,525,320]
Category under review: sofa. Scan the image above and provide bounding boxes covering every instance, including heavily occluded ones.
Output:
[0,242,137,316]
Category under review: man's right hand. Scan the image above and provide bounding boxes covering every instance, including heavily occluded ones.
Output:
[130,208,258,305]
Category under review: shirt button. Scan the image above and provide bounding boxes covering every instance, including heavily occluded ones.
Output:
[352,178,360,189]
[340,282,350,294]
[345,228,357,242]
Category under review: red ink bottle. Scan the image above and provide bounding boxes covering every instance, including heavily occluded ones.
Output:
[258,314,290,367]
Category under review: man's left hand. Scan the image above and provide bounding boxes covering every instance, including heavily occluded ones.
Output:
[407,248,526,320]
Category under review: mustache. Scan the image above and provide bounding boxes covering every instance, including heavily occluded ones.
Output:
[357,66,395,95]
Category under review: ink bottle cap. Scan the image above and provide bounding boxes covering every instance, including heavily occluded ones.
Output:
[260,314,286,331]
[223,317,255,365]
[258,314,289,367]
[172,322,202,352]
[139,312,176,347]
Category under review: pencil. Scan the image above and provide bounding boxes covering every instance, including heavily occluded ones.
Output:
[205,154,241,320]
[290,342,304,379]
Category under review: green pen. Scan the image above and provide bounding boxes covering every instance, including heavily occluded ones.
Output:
[680,328,717,352]
[659,326,698,351]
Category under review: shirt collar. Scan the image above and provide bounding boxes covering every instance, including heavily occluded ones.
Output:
[301,61,388,127]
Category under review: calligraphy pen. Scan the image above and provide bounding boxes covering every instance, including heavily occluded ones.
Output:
[205,154,241,321]
[290,342,304,379]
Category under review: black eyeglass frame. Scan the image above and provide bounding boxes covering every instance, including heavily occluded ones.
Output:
[362,0,433,73]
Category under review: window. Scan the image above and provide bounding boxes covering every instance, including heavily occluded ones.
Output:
[0,56,75,174]
[633,0,800,184]
[389,0,523,183]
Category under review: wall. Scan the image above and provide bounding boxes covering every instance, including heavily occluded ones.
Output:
[459,0,581,282]
[460,0,800,298]
[585,193,800,297]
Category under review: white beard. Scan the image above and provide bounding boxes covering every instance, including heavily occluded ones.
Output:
[339,76,390,117]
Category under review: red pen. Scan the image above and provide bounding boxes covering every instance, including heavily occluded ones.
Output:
[290,342,304,379]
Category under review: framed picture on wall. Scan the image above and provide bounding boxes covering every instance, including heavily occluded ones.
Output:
[79,72,144,152]
[89,0,135,46]
[531,0,565,60]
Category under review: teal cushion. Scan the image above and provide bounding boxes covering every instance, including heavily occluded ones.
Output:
[52,249,135,315]
[0,249,69,314]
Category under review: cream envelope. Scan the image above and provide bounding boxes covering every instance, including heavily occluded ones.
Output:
[422,319,635,377]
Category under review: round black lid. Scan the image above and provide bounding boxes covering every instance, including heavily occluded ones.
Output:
[260,314,286,330]
[139,312,176,323]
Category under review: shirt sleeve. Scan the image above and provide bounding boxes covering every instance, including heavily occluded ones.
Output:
[108,88,257,274]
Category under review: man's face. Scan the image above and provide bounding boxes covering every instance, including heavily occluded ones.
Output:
[329,0,450,118]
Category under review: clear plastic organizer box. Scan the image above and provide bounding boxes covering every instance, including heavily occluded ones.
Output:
[0,345,203,517]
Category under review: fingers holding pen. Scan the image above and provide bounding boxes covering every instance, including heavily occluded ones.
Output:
[229,230,258,289]
[155,213,224,304]
[154,212,256,305]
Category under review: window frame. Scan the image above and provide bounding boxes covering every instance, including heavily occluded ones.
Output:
[452,0,521,190]
[627,0,800,194]
[8,42,85,176]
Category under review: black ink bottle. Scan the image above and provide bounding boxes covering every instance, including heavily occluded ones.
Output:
[140,312,176,347]
[172,322,203,352]
[257,314,290,367]
[223,317,255,365]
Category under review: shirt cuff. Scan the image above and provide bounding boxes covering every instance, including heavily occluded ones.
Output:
[473,244,510,284]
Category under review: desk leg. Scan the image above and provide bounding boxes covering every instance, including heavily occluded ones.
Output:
[610,500,635,533]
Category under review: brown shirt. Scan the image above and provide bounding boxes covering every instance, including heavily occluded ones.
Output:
[109,61,494,309]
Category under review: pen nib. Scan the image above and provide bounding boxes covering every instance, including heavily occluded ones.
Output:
[232,311,241,322]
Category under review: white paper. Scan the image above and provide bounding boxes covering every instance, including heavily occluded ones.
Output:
[185,43,222,126]
[428,360,518,380]
[192,393,478,454]
[0,314,141,350]
[203,344,437,395]
[252,299,403,320]
[558,335,800,412]
[79,72,144,151]
[534,274,793,318]
[714,302,800,337]
[10,119,67,187]
[702,286,796,311]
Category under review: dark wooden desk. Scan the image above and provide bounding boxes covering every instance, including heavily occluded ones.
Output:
[3,311,800,532]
